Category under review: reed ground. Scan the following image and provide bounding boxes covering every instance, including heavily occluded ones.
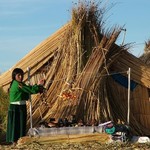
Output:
[0,133,150,150]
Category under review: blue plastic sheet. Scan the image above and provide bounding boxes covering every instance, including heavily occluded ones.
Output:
[112,73,137,91]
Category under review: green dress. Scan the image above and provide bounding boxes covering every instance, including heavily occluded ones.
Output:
[6,80,42,143]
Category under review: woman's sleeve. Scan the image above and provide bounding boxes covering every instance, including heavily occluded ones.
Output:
[19,83,42,94]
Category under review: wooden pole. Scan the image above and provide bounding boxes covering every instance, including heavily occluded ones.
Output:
[27,67,33,129]
[127,68,131,125]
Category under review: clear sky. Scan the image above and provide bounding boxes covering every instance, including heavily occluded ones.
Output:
[0,0,150,73]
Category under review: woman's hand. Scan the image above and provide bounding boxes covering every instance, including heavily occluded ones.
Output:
[38,79,45,86]
[39,86,45,93]
[38,79,45,93]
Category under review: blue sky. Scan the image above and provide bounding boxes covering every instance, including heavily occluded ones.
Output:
[0,0,150,73]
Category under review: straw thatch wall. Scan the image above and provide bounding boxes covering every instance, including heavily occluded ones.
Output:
[1,1,150,135]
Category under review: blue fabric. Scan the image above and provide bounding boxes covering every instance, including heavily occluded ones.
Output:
[112,73,137,91]
[105,126,116,134]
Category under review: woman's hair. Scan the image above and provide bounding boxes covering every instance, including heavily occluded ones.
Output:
[8,68,24,93]
[12,68,24,80]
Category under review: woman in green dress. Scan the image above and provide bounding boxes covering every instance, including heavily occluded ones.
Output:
[6,68,44,144]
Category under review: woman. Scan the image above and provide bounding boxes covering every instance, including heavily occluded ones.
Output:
[6,68,44,144]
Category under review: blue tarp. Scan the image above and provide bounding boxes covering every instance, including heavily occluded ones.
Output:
[112,73,138,91]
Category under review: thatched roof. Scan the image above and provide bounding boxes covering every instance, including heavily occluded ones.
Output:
[139,40,150,65]
[1,1,150,135]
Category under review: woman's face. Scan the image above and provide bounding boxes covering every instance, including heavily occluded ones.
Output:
[15,73,23,82]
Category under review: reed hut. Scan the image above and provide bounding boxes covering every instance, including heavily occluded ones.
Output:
[0,1,150,136]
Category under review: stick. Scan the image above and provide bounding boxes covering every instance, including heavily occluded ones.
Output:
[127,68,131,125]
[27,67,33,129]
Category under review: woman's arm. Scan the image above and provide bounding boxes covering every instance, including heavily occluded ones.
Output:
[19,82,44,94]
